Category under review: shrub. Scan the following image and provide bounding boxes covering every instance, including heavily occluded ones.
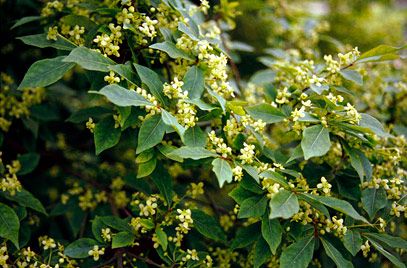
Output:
[1,0,406,267]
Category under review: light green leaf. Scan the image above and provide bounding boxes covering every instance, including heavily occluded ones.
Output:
[361,188,387,219]
[136,114,166,154]
[137,157,157,178]
[161,109,185,139]
[191,210,226,242]
[150,41,194,60]
[302,193,367,223]
[90,84,151,107]
[357,45,406,63]
[112,232,136,249]
[343,230,363,256]
[184,126,206,147]
[238,195,268,219]
[17,33,76,51]
[212,158,233,188]
[301,125,331,160]
[207,88,226,112]
[340,69,363,86]
[155,227,168,250]
[269,189,299,219]
[259,170,289,188]
[94,117,121,155]
[0,203,20,249]
[321,237,353,268]
[245,103,286,124]
[364,233,407,250]
[133,64,168,106]
[19,56,75,89]
[261,215,282,254]
[169,146,217,160]
[253,237,272,268]
[344,146,372,182]
[182,66,205,99]
[280,235,315,268]
[178,22,199,40]
[64,238,99,258]
[368,239,406,268]
[359,113,391,138]
[63,47,115,72]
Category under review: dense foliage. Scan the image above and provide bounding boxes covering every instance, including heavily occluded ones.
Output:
[0,0,406,267]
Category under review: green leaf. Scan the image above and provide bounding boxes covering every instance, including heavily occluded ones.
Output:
[340,69,363,86]
[242,165,259,183]
[280,235,315,268]
[212,158,233,188]
[229,185,257,204]
[150,41,194,60]
[94,117,121,155]
[161,109,185,139]
[0,202,20,249]
[182,66,205,99]
[18,56,75,89]
[207,88,226,112]
[253,237,272,268]
[191,210,226,242]
[301,194,367,223]
[259,170,289,188]
[109,63,138,85]
[301,125,331,160]
[17,153,40,175]
[344,146,372,182]
[91,216,107,243]
[261,215,282,254]
[245,103,286,124]
[151,164,173,207]
[63,47,115,72]
[2,189,46,215]
[178,22,200,41]
[298,193,330,217]
[169,146,217,160]
[368,239,406,268]
[231,223,260,249]
[343,230,363,256]
[11,16,41,29]
[136,114,166,154]
[100,216,133,233]
[90,84,151,107]
[112,231,136,249]
[269,189,299,219]
[17,33,76,51]
[238,195,268,219]
[184,126,206,147]
[137,157,157,178]
[155,227,168,250]
[67,107,111,123]
[357,45,406,63]
[64,238,99,258]
[361,188,387,219]
[133,64,168,106]
[364,233,407,250]
[359,113,390,138]
[320,237,353,268]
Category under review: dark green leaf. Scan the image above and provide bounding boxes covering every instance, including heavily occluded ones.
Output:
[340,69,363,86]
[133,64,168,106]
[364,233,407,250]
[169,146,217,160]
[2,189,46,215]
[361,188,387,219]
[64,238,99,258]
[343,230,363,256]
[238,195,268,219]
[182,66,205,99]
[109,63,138,85]
[161,109,185,139]
[261,215,282,254]
[66,107,111,123]
[17,33,76,51]
[280,235,315,268]
[94,117,121,155]
[191,210,226,242]
[0,202,20,249]
[17,153,40,175]
[368,239,406,268]
[150,41,194,60]
[155,227,168,250]
[151,164,173,207]
[184,126,206,147]
[253,237,272,268]
[136,114,166,154]
[112,231,136,249]
[321,237,353,268]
